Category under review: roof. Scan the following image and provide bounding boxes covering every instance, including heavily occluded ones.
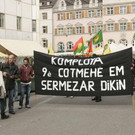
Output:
[65,0,102,6]
[0,39,48,57]
[40,0,57,9]
[40,0,102,8]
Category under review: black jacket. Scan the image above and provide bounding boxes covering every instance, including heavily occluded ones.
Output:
[2,62,19,90]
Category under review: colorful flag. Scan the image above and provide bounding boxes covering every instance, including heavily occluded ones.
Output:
[86,38,93,57]
[102,41,111,55]
[73,37,85,55]
[93,30,103,45]
[48,44,54,55]
[133,33,135,39]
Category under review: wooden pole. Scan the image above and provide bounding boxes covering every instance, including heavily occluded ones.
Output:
[132,94,135,110]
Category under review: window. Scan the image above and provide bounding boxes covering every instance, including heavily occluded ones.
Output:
[120,6,127,14]
[95,42,102,48]
[107,24,114,31]
[97,25,103,31]
[47,2,50,5]
[58,28,64,35]
[17,17,21,30]
[60,13,63,20]
[133,22,135,30]
[88,10,94,17]
[93,0,95,3]
[120,23,127,31]
[107,7,113,15]
[31,0,36,5]
[58,42,64,52]
[43,26,48,33]
[76,27,82,34]
[69,12,72,19]
[76,0,80,5]
[0,13,4,28]
[132,40,135,46]
[91,26,95,33]
[42,13,47,20]
[32,20,36,32]
[67,42,73,51]
[42,39,48,48]
[119,39,128,46]
[97,10,102,17]
[66,27,73,35]
[61,1,64,7]
[132,5,135,13]
[76,11,81,19]
[108,39,115,44]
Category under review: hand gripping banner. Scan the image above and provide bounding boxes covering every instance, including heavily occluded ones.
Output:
[34,48,133,96]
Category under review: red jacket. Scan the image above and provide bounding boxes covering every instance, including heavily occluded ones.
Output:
[19,65,33,83]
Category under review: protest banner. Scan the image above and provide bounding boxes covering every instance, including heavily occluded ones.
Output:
[34,48,133,97]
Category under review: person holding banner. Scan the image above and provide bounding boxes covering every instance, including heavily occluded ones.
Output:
[91,54,102,102]
[19,57,34,109]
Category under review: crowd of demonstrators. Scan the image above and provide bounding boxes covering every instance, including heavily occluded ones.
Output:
[0,55,34,120]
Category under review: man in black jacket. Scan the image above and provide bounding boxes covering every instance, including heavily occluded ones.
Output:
[2,55,19,114]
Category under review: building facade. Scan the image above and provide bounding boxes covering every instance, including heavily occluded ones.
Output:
[40,0,57,49]
[103,0,135,46]
[40,0,135,53]
[0,0,40,42]
[53,0,103,52]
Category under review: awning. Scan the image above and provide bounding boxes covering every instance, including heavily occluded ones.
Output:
[0,52,8,58]
[0,39,48,57]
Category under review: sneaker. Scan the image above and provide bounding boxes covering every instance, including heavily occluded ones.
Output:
[70,96,74,99]
[18,106,22,109]
[1,114,9,119]
[25,105,31,108]
[96,99,102,102]
[92,97,97,101]
[9,111,15,114]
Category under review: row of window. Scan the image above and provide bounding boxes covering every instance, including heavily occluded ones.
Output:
[60,0,97,8]
[55,25,103,35]
[57,10,102,21]
[108,39,135,46]
[106,5,135,15]
[105,22,135,31]
[0,13,37,32]
[54,22,135,36]
[42,39,74,52]
[55,39,135,52]
[42,38,135,52]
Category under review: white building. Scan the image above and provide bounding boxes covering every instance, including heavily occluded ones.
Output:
[40,0,57,49]
[0,0,40,42]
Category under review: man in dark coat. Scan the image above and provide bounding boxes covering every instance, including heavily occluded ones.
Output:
[2,55,19,114]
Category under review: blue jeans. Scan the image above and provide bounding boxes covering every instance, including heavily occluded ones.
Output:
[14,81,18,100]
[5,89,14,112]
[19,83,31,107]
